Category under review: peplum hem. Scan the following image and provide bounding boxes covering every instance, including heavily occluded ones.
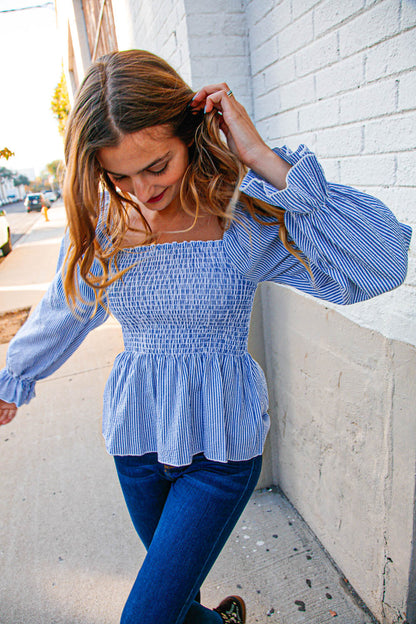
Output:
[102,351,270,467]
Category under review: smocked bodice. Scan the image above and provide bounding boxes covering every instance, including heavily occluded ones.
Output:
[108,240,257,356]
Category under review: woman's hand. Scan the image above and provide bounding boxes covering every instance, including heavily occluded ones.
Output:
[190,83,291,189]
[0,399,18,425]
[190,83,268,168]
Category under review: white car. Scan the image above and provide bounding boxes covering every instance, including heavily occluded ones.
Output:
[0,208,12,256]
[43,190,58,202]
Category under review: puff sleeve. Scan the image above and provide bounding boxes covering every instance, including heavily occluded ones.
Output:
[223,145,412,305]
[0,234,109,406]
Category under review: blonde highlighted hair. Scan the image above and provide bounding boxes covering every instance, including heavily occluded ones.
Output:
[63,49,305,309]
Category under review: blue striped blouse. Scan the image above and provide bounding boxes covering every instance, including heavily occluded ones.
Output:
[0,145,412,466]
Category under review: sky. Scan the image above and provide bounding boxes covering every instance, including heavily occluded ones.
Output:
[0,1,64,177]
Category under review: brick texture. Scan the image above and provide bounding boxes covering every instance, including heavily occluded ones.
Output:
[121,0,253,113]
[122,0,192,82]
[246,0,415,349]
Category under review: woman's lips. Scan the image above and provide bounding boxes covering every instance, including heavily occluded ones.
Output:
[147,189,166,203]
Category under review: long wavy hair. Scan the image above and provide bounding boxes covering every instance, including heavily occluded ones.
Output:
[63,49,305,309]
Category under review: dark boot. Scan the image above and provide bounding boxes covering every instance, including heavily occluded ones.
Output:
[214,595,246,623]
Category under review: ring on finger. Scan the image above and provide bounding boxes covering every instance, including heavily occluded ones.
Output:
[226,89,233,97]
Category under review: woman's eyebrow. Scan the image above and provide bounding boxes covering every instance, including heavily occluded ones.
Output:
[104,152,171,176]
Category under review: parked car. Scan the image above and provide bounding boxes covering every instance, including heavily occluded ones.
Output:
[0,208,12,256]
[43,190,58,203]
[24,193,51,212]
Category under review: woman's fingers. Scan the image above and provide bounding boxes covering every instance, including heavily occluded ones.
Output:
[191,82,271,170]
[203,89,235,115]
[191,83,231,109]
[0,400,18,425]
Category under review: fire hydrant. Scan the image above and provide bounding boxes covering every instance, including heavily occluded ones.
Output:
[41,204,49,222]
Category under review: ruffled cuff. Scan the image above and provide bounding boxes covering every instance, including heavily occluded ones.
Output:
[0,368,36,407]
[239,144,328,214]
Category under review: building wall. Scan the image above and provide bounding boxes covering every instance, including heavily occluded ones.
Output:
[246,0,416,347]
[0,178,17,202]
[55,0,91,99]
[245,1,416,621]
[260,284,416,623]
[183,0,253,115]
[112,0,192,85]
[113,0,253,114]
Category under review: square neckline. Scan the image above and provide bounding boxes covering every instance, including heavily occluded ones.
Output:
[117,201,235,253]
[118,234,226,253]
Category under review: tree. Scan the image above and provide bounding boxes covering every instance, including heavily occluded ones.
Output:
[29,176,46,193]
[14,174,30,187]
[46,159,62,178]
[0,166,13,181]
[46,159,64,182]
[51,69,70,138]
[0,147,14,160]
[0,167,30,193]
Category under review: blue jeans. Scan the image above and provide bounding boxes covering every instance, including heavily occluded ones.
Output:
[114,452,262,624]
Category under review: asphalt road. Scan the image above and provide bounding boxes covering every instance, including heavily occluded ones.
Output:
[0,200,63,265]
[3,200,42,247]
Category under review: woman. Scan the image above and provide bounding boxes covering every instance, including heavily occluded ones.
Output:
[0,50,411,624]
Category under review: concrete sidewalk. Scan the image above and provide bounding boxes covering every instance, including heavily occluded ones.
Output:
[0,205,376,624]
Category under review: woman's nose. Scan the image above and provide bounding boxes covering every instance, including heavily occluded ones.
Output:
[132,176,152,202]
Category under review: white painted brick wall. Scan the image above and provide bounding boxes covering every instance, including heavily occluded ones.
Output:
[315,123,363,156]
[397,150,416,184]
[339,154,396,187]
[365,28,416,80]
[298,98,339,132]
[277,10,315,56]
[116,0,192,83]
[401,0,416,27]
[295,31,338,77]
[338,1,401,57]
[246,0,416,348]
[338,78,397,124]
[313,0,365,37]
[117,0,253,113]
[183,0,253,114]
[398,70,416,110]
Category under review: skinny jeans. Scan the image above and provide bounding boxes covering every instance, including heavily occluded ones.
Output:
[114,452,262,624]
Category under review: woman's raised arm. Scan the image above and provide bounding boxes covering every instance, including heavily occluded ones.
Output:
[192,86,411,304]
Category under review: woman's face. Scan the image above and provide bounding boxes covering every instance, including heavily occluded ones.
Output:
[97,125,190,217]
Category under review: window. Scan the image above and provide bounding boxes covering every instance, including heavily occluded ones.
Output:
[82,0,118,61]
